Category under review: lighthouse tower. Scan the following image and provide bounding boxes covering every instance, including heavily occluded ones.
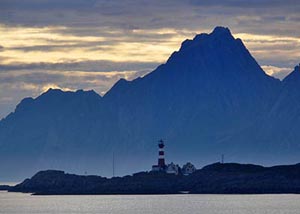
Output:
[158,139,166,169]
[152,139,166,171]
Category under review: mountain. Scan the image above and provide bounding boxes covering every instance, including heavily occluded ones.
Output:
[104,26,281,163]
[256,65,300,159]
[0,89,112,180]
[0,27,298,181]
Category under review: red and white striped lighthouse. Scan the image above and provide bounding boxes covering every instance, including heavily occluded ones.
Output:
[158,139,166,169]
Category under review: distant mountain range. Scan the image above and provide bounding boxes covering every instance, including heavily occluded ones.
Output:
[1,27,300,181]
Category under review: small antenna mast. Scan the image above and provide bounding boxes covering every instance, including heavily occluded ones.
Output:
[221,154,224,164]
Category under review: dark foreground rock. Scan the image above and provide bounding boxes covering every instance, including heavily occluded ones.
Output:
[10,162,300,195]
[0,185,11,191]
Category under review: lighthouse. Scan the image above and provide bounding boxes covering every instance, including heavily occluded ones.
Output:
[158,139,166,169]
[152,139,166,171]
[151,139,196,175]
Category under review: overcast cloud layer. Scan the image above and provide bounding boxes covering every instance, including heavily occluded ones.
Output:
[0,0,299,118]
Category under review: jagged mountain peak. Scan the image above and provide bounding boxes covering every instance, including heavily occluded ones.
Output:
[162,26,277,83]
[42,88,100,97]
[196,26,233,43]
[13,88,102,115]
[106,26,279,101]
[212,26,231,35]
[168,26,246,65]
[35,88,101,104]
[179,26,235,52]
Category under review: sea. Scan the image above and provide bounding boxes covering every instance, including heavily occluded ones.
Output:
[0,191,299,214]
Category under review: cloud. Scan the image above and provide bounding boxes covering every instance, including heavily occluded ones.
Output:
[2,0,298,36]
[7,42,115,52]
[0,69,151,90]
[0,25,190,66]
[261,65,292,80]
[0,60,159,72]
[233,33,300,69]
[190,0,299,8]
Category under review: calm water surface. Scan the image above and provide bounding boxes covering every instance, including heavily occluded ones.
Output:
[0,191,299,214]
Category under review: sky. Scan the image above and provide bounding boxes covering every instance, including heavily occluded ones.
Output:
[0,0,299,119]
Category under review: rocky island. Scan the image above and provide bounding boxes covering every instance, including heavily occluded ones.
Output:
[0,185,10,191]
[9,162,300,195]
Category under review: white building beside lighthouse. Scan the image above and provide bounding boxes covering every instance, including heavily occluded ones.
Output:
[182,162,196,175]
[166,162,180,175]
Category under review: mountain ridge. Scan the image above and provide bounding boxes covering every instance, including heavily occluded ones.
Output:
[0,26,299,181]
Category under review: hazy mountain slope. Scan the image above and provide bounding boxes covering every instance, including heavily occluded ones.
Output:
[0,89,117,180]
[256,65,300,158]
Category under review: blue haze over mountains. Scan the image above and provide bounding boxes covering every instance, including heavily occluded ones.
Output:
[1,27,300,181]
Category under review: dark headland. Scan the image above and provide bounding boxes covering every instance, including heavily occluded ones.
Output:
[0,185,11,191]
[8,162,300,195]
